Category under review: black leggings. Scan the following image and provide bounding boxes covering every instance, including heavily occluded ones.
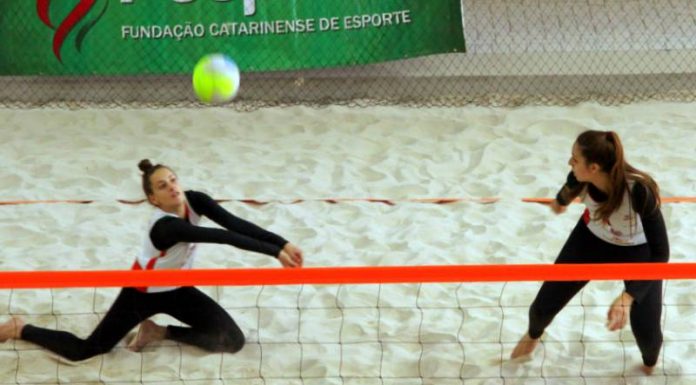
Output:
[21,287,245,362]
[527,220,663,367]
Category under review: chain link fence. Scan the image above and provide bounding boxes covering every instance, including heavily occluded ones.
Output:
[1,0,695,108]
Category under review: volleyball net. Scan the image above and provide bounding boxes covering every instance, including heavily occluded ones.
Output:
[3,264,696,385]
[3,213,696,385]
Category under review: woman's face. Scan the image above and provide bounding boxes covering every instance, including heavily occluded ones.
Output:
[147,167,183,209]
[568,142,595,182]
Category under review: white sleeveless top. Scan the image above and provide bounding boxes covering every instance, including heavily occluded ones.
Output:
[131,204,201,293]
[581,182,647,246]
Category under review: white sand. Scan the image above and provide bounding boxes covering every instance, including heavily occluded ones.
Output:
[0,102,694,384]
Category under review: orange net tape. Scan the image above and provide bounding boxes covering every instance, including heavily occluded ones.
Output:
[0,196,694,206]
[0,263,692,289]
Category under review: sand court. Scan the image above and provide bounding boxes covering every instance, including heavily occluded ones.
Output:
[0,102,695,384]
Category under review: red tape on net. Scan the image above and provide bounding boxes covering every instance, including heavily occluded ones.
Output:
[0,263,692,289]
[1,196,693,206]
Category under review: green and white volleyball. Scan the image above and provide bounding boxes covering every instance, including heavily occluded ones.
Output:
[192,54,240,103]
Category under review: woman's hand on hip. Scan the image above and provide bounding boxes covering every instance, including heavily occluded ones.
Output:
[606,291,634,331]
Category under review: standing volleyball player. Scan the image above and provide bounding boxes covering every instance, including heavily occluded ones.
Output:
[0,159,303,361]
[510,130,669,375]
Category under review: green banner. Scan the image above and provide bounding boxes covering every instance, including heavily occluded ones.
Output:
[0,0,465,75]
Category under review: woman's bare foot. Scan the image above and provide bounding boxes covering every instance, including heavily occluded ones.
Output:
[0,316,24,342]
[127,319,166,352]
[641,364,655,375]
[510,333,540,360]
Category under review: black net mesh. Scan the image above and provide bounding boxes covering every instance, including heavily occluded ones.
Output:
[3,281,695,383]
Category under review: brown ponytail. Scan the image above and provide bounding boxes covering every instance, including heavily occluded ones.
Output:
[576,130,660,222]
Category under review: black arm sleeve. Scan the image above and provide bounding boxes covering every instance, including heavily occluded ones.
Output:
[624,182,670,303]
[555,172,586,206]
[150,216,282,257]
[185,190,288,247]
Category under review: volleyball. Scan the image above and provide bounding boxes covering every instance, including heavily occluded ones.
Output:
[192,53,240,103]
